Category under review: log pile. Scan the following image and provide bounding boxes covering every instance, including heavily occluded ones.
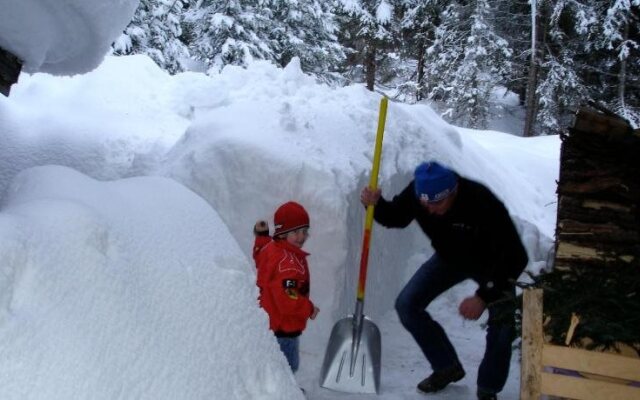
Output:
[555,107,640,270]
[529,107,640,353]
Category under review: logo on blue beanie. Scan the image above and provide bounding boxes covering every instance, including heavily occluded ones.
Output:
[414,162,458,203]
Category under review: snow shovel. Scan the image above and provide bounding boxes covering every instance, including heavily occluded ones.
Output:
[320,97,388,394]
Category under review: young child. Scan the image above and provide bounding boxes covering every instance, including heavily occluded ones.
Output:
[253,201,319,373]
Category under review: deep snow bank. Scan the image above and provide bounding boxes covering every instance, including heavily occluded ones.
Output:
[0,166,303,400]
[161,58,559,356]
[0,56,188,199]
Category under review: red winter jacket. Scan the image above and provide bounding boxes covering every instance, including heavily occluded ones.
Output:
[253,236,315,337]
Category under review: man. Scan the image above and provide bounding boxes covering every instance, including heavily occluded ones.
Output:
[360,161,528,400]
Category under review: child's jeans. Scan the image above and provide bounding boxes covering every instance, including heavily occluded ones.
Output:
[277,337,300,372]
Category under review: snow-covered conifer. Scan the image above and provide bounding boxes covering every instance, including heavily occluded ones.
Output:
[266,0,345,80]
[184,0,274,72]
[595,0,639,127]
[395,0,445,101]
[423,0,512,128]
[114,0,191,74]
[334,0,395,90]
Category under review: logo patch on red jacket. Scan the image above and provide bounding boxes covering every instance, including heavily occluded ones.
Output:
[283,279,299,299]
[277,252,305,274]
[283,279,297,288]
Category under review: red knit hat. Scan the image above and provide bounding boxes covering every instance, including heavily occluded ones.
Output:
[273,201,310,237]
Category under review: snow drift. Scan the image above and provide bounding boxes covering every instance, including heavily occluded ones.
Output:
[0,166,303,400]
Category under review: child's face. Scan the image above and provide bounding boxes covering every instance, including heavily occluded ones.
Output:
[285,227,309,248]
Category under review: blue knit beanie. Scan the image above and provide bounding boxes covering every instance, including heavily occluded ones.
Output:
[414,161,458,202]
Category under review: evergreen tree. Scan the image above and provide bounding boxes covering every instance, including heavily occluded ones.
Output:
[183,0,275,72]
[114,0,191,74]
[423,0,513,129]
[396,0,445,101]
[334,0,395,90]
[532,0,598,134]
[492,0,532,104]
[266,0,345,80]
[530,1,639,134]
[593,0,640,127]
[536,50,588,134]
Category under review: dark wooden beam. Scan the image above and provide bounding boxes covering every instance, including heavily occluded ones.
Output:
[0,46,22,97]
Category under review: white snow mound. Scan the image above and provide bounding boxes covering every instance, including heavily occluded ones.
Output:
[0,165,303,400]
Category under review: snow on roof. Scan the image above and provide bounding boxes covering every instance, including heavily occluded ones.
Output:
[0,0,138,75]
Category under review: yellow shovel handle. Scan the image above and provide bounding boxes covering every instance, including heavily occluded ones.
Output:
[365,98,387,228]
[357,97,388,301]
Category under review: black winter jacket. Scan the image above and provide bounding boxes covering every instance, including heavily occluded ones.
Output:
[374,177,528,303]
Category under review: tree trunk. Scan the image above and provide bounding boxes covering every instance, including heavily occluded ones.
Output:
[523,61,538,136]
[618,22,628,111]
[364,42,376,92]
[523,0,540,137]
[416,38,426,101]
[0,46,22,97]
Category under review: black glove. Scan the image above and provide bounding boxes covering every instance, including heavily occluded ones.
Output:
[253,221,270,236]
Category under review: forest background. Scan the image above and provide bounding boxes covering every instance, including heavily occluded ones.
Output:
[113,0,639,136]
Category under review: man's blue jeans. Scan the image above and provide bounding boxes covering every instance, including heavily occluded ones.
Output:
[277,337,300,373]
[395,254,515,394]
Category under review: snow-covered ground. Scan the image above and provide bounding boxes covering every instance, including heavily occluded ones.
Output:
[0,55,560,399]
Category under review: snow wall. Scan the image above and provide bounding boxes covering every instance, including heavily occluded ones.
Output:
[0,55,558,378]
[159,59,558,356]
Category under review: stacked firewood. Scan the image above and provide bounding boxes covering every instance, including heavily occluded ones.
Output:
[555,107,640,270]
[529,107,640,353]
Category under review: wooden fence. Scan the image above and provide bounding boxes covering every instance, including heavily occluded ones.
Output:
[520,289,640,399]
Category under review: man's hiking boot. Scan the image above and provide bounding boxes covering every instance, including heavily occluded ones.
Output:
[477,392,497,400]
[417,363,465,393]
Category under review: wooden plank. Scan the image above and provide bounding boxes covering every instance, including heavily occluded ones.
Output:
[582,200,632,212]
[556,242,636,263]
[543,344,640,382]
[557,221,640,242]
[520,289,543,400]
[556,242,599,259]
[541,372,640,400]
[560,176,629,194]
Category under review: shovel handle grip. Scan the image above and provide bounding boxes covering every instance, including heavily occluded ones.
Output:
[357,97,388,302]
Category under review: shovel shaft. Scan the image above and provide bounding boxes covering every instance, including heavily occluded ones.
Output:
[320,98,387,395]
[356,226,372,301]
[356,97,388,303]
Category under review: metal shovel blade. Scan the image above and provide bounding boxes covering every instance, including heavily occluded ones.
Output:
[319,315,381,394]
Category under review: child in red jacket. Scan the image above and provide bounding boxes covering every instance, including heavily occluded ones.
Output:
[253,201,319,373]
